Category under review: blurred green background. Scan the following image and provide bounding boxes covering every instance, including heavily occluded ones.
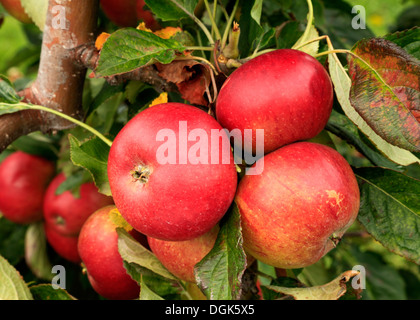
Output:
[345,0,419,35]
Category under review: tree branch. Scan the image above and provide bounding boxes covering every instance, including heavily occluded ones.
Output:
[71,42,178,93]
[0,0,99,153]
[0,0,180,153]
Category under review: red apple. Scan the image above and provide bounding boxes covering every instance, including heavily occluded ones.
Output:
[216,49,333,155]
[43,173,114,237]
[148,225,220,283]
[0,0,32,23]
[100,0,158,29]
[78,205,141,300]
[0,151,55,224]
[100,0,138,27]
[107,103,238,241]
[136,0,159,30]
[44,224,81,264]
[235,142,360,269]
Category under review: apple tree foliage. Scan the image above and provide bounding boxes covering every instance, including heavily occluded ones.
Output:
[0,0,419,300]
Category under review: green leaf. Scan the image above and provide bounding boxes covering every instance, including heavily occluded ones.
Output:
[238,0,264,57]
[355,167,420,264]
[11,133,59,161]
[86,92,125,136]
[139,276,165,300]
[145,0,198,21]
[20,0,48,31]
[383,27,420,60]
[293,24,320,57]
[0,217,27,266]
[0,75,21,103]
[0,255,33,300]
[0,102,31,116]
[326,110,402,171]
[96,28,186,77]
[54,170,87,197]
[117,228,178,281]
[251,0,264,26]
[265,270,359,300]
[348,38,420,153]
[85,82,125,120]
[276,21,305,50]
[30,284,76,300]
[251,26,276,54]
[349,248,407,300]
[328,51,420,166]
[24,222,53,281]
[124,261,181,299]
[194,203,247,300]
[68,134,111,196]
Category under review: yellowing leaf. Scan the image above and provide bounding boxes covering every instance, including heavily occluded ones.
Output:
[136,22,153,33]
[149,92,168,107]
[95,32,110,51]
[154,27,182,40]
[348,38,420,152]
[137,23,181,40]
[265,270,360,300]
[328,52,420,166]
[293,25,320,57]
[108,207,133,233]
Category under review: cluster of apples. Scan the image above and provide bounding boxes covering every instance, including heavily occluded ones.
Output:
[0,151,144,300]
[0,0,360,298]
[106,49,361,288]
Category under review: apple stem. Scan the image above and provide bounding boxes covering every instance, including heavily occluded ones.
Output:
[248,48,277,60]
[168,0,215,45]
[314,49,351,58]
[186,46,214,52]
[177,281,194,300]
[292,0,314,50]
[221,0,240,50]
[203,0,222,41]
[292,35,329,51]
[14,103,113,147]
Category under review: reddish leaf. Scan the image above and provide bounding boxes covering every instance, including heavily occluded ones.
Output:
[155,60,211,106]
[348,38,420,153]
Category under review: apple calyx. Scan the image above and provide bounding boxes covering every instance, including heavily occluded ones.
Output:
[55,215,66,226]
[130,164,151,183]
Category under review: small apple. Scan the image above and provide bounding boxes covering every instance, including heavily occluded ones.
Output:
[100,0,138,27]
[44,223,81,264]
[136,0,159,30]
[100,0,158,29]
[0,151,55,224]
[216,49,333,155]
[78,205,142,300]
[235,142,360,269]
[43,173,114,237]
[148,225,220,283]
[107,102,238,241]
[0,0,32,23]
